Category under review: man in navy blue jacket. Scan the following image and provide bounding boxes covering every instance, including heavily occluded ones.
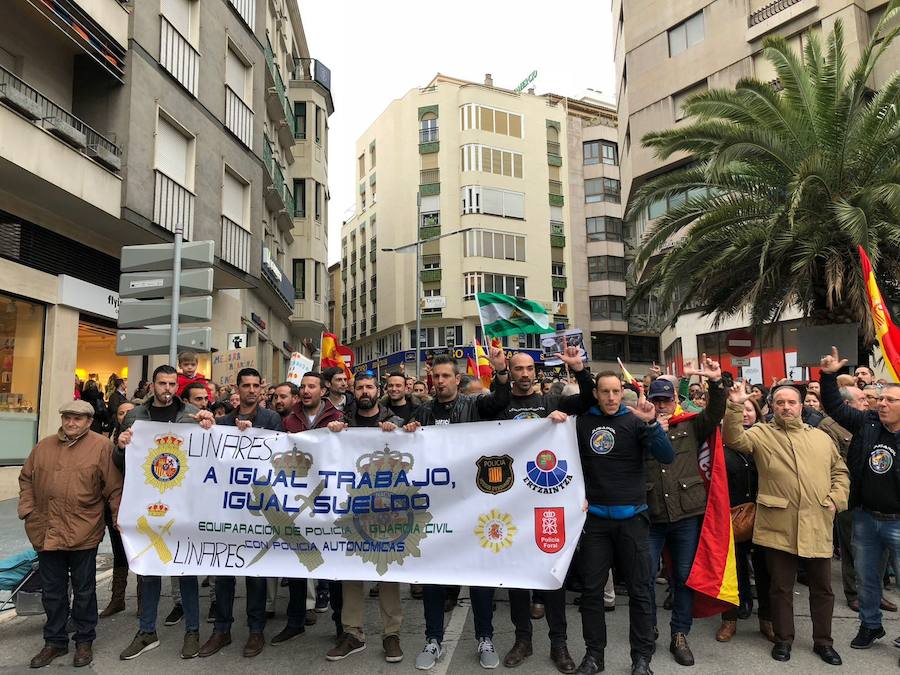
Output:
[574,371,674,675]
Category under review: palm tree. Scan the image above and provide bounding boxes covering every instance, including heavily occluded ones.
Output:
[627,2,900,344]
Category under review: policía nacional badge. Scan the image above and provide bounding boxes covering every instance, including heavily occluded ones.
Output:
[143,434,188,493]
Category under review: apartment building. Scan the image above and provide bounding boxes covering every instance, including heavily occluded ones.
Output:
[614,0,899,381]
[327,261,343,342]
[340,73,576,374]
[0,0,332,473]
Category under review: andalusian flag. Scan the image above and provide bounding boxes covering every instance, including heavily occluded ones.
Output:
[476,292,551,337]
[320,332,352,379]
[686,429,739,616]
[859,246,900,382]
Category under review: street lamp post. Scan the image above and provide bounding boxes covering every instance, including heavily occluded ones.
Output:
[382,217,472,379]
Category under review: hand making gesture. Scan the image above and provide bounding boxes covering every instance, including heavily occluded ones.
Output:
[819,346,848,374]
[557,345,585,372]
[728,382,751,404]
[631,395,657,423]
[683,353,722,381]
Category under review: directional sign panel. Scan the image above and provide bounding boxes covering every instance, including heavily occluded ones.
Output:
[116,327,212,356]
[117,296,212,328]
[119,268,214,300]
[120,241,214,272]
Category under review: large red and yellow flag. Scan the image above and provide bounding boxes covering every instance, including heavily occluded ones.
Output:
[859,245,900,382]
[686,429,739,616]
[320,332,352,379]
[473,340,493,389]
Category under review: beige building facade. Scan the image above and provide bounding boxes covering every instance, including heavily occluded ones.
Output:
[614,0,899,382]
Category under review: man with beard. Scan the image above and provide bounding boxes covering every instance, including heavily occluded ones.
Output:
[381,371,420,423]
[324,373,406,663]
[500,347,594,674]
[403,348,510,671]
[270,382,300,417]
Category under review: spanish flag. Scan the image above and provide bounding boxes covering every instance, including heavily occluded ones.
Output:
[473,340,493,389]
[617,357,643,393]
[859,246,900,382]
[686,429,739,616]
[320,332,352,379]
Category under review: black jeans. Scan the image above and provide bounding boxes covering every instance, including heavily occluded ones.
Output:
[580,513,654,661]
[329,581,343,635]
[509,587,567,645]
[38,548,98,647]
[213,576,268,633]
[285,578,309,629]
[423,585,494,642]
[103,504,126,568]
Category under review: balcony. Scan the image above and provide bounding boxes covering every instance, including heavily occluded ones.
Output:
[420,168,440,196]
[153,170,194,240]
[419,126,439,154]
[292,58,334,114]
[550,234,566,248]
[225,86,253,149]
[370,288,376,302]
[260,246,295,310]
[264,34,296,147]
[228,0,256,30]
[549,180,564,207]
[220,215,252,273]
[747,0,816,40]
[547,140,562,166]
[370,249,376,262]
[420,269,442,283]
[262,135,294,228]
[160,16,198,96]
[550,220,564,235]
[552,276,568,289]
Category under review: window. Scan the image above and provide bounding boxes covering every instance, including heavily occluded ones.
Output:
[590,296,625,321]
[294,102,306,139]
[628,336,660,363]
[591,333,627,361]
[370,142,376,167]
[314,105,322,143]
[585,178,620,203]
[420,115,439,143]
[410,326,463,349]
[588,256,626,282]
[460,186,524,218]
[460,144,523,178]
[583,141,601,165]
[155,113,192,188]
[422,287,442,315]
[463,272,526,300]
[222,166,248,228]
[673,80,708,121]
[358,154,365,178]
[314,182,322,221]
[314,262,322,301]
[552,288,565,303]
[293,259,306,299]
[668,11,704,56]
[422,255,441,270]
[464,229,526,261]
[161,0,195,41]
[459,104,523,138]
[293,179,306,217]
[225,45,250,102]
[601,141,618,165]
[551,262,565,277]
[586,216,623,242]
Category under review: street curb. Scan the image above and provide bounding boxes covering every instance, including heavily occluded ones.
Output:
[0,567,114,626]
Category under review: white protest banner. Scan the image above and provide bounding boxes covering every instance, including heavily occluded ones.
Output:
[119,418,585,589]
[286,352,314,383]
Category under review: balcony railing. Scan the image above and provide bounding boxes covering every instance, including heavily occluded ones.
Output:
[293,58,332,92]
[549,179,563,196]
[228,0,256,30]
[419,127,439,143]
[263,35,295,137]
[420,168,440,185]
[160,16,199,96]
[260,246,295,309]
[153,170,194,240]
[748,0,804,27]
[263,134,293,215]
[550,220,564,235]
[220,215,251,272]
[225,86,253,149]
[0,64,122,172]
[547,140,561,155]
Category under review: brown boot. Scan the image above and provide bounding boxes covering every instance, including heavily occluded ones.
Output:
[502,640,533,667]
[100,567,128,618]
[716,619,737,642]
[759,619,775,643]
[198,632,232,657]
[29,644,68,669]
[73,642,92,668]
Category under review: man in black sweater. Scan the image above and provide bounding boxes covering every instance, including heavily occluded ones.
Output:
[500,347,594,674]
[574,371,675,675]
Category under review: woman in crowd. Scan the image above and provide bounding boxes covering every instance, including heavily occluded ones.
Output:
[80,379,109,434]
[717,396,774,643]
[804,391,823,412]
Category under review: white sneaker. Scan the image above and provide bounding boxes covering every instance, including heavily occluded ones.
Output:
[478,637,499,669]
[415,639,442,670]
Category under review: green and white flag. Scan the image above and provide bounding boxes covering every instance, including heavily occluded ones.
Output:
[476,292,552,337]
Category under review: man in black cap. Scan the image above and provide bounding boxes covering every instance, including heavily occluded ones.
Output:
[644,356,726,667]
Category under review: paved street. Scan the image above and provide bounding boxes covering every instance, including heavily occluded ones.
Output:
[1,565,898,674]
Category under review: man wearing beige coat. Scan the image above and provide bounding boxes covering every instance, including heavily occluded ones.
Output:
[723,383,849,667]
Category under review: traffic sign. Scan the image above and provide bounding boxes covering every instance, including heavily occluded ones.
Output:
[117,296,212,328]
[120,241,214,272]
[116,327,211,355]
[726,329,755,357]
[119,268,214,299]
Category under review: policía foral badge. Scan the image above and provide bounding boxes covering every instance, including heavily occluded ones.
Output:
[534,507,565,553]
[475,455,514,495]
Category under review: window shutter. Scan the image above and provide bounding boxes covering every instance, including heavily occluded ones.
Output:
[161,0,191,37]
[225,48,247,100]
[482,188,503,216]
[508,114,522,138]
[550,205,563,221]
[420,195,440,212]
[503,191,524,219]
[155,116,189,186]
[222,169,245,227]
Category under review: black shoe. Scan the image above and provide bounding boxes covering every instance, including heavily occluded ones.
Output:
[771,642,791,662]
[813,644,842,666]
[164,603,183,626]
[271,624,305,645]
[631,656,653,675]
[669,633,694,666]
[315,587,329,612]
[574,653,603,674]
[851,625,885,649]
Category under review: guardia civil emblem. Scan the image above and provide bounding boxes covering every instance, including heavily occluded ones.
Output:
[143,434,187,493]
[475,455,514,495]
[474,509,517,553]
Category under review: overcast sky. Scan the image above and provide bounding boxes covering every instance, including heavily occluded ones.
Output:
[296,0,616,264]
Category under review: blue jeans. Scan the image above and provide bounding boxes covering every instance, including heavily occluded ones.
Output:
[649,516,701,636]
[853,509,900,629]
[139,576,199,632]
[423,586,494,642]
[214,576,267,634]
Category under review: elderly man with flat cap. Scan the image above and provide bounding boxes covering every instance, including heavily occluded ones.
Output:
[18,399,123,669]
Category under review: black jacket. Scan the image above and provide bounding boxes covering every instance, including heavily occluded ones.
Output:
[344,405,404,428]
[500,368,595,419]
[413,377,511,425]
[724,444,758,507]
[115,397,200,473]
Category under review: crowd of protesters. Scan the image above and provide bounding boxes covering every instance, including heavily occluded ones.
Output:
[16,346,900,673]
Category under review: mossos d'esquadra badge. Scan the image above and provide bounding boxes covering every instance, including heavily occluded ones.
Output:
[143,434,188,493]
